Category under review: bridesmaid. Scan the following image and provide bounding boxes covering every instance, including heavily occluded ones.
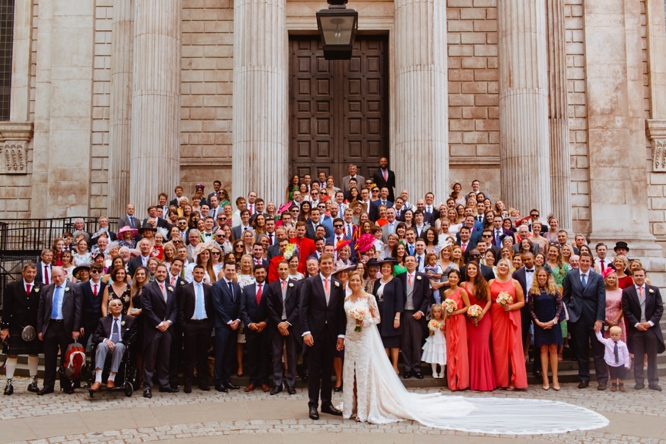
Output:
[443,269,470,391]
[462,261,495,391]
[489,258,528,390]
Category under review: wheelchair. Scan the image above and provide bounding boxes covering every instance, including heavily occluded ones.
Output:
[82,339,137,399]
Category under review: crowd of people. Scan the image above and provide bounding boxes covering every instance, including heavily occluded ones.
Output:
[1,158,664,401]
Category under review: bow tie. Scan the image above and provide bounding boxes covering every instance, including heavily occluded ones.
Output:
[526,269,535,273]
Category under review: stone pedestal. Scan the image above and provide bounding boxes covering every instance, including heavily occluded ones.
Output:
[231,0,288,205]
[129,0,181,214]
[393,0,448,202]
[498,0,551,216]
[108,0,133,217]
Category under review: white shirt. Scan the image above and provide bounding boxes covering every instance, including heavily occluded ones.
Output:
[524,267,535,293]
[23,279,34,294]
[89,279,101,295]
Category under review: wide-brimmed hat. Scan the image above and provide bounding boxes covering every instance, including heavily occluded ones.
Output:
[355,233,376,254]
[118,226,138,238]
[72,264,90,278]
[614,241,629,252]
[365,258,382,268]
[335,239,352,251]
[332,262,356,275]
[139,222,157,233]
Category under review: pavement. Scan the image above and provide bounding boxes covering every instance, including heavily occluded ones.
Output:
[0,377,664,444]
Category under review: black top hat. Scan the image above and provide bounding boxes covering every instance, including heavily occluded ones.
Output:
[614,241,629,252]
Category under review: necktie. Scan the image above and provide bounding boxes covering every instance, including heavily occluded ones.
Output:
[44,265,49,285]
[409,245,414,255]
[495,230,501,245]
[417,256,421,269]
[111,318,120,344]
[227,281,234,301]
[129,217,135,229]
[581,274,587,288]
[339,204,344,215]
[195,284,204,319]
[382,200,386,206]
[269,233,273,244]
[323,277,330,305]
[408,274,413,286]
[256,283,263,305]
[614,341,619,364]
[601,261,605,273]
[51,286,62,319]
[337,236,341,244]
[93,284,98,297]
[171,276,176,286]
[250,204,254,214]
[347,224,352,237]
[427,206,431,213]
[383,169,387,181]
[281,280,287,293]
[639,286,643,297]
[159,282,167,301]
[26,284,31,296]
[462,243,467,253]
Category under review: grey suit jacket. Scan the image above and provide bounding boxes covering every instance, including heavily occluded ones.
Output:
[118,215,141,230]
[341,174,366,193]
[381,222,398,244]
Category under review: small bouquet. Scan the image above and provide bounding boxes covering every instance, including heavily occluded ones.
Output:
[427,319,442,335]
[348,306,368,332]
[467,304,483,326]
[443,298,457,314]
[495,291,513,307]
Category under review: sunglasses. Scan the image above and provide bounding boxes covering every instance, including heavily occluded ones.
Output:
[235,245,244,248]
[372,190,379,193]
[482,234,492,238]
[211,252,221,255]
[217,217,226,220]
[173,240,183,244]
[531,214,539,217]
[90,270,101,274]
[334,224,343,228]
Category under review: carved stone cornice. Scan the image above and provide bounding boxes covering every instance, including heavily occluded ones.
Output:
[0,121,33,174]
[647,119,666,172]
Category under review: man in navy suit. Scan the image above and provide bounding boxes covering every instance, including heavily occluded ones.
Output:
[239,265,271,393]
[141,263,178,398]
[35,249,54,285]
[563,252,608,390]
[79,263,107,351]
[327,218,352,249]
[621,267,665,390]
[300,254,346,420]
[250,243,269,269]
[211,261,242,392]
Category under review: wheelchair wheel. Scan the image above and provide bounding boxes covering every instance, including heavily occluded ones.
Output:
[124,382,133,397]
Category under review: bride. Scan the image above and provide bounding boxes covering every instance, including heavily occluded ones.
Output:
[342,270,609,435]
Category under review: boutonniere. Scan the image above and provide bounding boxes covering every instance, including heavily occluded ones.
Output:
[416,276,422,281]
[288,283,294,288]
[121,320,126,326]
[65,287,70,292]
[334,282,340,287]
[168,286,173,292]
[649,288,654,294]
[180,281,185,286]
[34,288,40,293]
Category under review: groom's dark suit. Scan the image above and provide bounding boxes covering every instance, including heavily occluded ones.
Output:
[299,273,346,410]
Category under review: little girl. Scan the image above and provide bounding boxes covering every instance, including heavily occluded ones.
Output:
[424,253,443,304]
[422,304,446,378]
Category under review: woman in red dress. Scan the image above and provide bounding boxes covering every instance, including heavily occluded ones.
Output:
[443,269,470,391]
[462,261,495,391]
[490,258,528,390]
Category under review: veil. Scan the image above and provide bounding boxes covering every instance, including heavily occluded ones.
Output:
[356,322,609,435]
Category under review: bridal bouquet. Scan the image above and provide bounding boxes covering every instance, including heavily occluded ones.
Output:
[348,306,368,332]
[443,298,457,314]
[427,319,442,335]
[495,291,513,307]
[467,304,483,326]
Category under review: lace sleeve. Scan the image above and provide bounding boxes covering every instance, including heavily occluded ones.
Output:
[367,294,381,325]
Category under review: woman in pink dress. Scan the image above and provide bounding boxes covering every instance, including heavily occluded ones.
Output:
[602,268,626,343]
[443,269,470,391]
[462,261,495,391]
[490,258,528,390]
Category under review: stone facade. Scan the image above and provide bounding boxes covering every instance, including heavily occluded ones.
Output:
[1,0,666,261]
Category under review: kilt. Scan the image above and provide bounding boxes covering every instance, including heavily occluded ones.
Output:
[3,326,43,355]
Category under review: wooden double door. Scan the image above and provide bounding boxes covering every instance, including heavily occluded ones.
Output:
[289,35,389,184]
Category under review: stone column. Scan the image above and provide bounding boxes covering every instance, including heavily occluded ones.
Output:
[393,0,448,202]
[129,0,181,214]
[546,0,572,231]
[231,0,288,205]
[646,0,666,175]
[498,0,551,215]
[108,0,133,217]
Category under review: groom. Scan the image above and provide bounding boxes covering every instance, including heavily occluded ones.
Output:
[300,254,346,420]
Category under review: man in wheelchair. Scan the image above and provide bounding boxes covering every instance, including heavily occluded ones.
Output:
[90,299,137,391]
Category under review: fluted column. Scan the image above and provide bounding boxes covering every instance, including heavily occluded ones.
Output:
[231,0,288,205]
[393,0,448,202]
[498,0,551,215]
[129,0,181,213]
[546,0,572,230]
[108,0,134,217]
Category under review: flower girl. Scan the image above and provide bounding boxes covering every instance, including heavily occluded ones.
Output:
[422,304,447,378]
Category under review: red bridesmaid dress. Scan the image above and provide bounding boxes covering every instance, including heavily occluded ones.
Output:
[445,287,469,391]
[463,282,495,391]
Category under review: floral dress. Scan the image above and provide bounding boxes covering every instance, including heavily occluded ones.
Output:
[108,284,132,315]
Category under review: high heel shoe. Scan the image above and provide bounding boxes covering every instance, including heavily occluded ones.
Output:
[542,385,550,390]
[552,385,560,391]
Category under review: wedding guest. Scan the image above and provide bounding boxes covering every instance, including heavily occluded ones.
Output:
[211,262,242,392]
[443,269,470,391]
[603,268,626,343]
[595,326,631,393]
[373,258,404,374]
[129,267,148,388]
[235,255,255,377]
[101,266,131,316]
[614,255,633,289]
[422,304,446,379]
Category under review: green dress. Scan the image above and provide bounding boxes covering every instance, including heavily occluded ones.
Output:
[552,263,570,338]
[393,263,407,276]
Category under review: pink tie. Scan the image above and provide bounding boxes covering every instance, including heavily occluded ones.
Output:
[256,283,263,305]
[281,280,287,292]
[171,276,176,286]
[324,278,330,294]
[383,169,387,181]
[159,282,166,298]
[408,274,413,286]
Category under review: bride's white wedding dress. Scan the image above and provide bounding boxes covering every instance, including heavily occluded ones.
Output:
[342,294,609,435]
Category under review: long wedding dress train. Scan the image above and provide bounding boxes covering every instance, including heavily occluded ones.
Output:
[341,295,609,435]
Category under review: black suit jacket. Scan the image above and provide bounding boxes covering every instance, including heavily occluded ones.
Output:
[265,278,300,330]
[37,281,83,335]
[1,280,42,330]
[396,271,431,315]
[621,285,665,354]
[143,217,170,230]
[177,281,214,327]
[211,279,242,328]
[127,256,150,279]
[372,168,396,201]
[512,267,532,299]
[92,314,137,346]
[299,274,346,340]
[80,280,107,322]
[369,199,393,222]
[305,222,330,240]
[266,243,281,262]
[35,262,53,285]
[141,280,178,342]
[562,268,605,324]
[239,283,269,338]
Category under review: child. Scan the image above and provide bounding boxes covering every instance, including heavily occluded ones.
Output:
[422,304,446,378]
[595,326,630,392]
[425,253,443,304]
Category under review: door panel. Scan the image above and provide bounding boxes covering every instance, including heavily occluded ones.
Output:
[289,35,389,185]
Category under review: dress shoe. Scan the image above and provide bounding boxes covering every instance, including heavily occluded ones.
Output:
[199,385,210,391]
[321,404,343,416]
[597,383,607,391]
[3,382,13,396]
[270,385,283,395]
[184,384,192,394]
[106,380,115,389]
[215,383,228,393]
[619,384,626,392]
[634,383,645,390]
[27,381,39,393]
[288,386,296,395]
[309,406,319,420]
[143,389,152,399]
[577,381,589,389]
[224,382,240,390]
[72,379,81,389]
[159,386,179,393]
[37,386,54,396]
[244,383,256,392]
[261,384,271,392]
[648,384,662,392]
[610,384,617,392]
[63,386,74,394]
[90,382,102,391]
[403,371,412,379]
[414,372,424,380]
